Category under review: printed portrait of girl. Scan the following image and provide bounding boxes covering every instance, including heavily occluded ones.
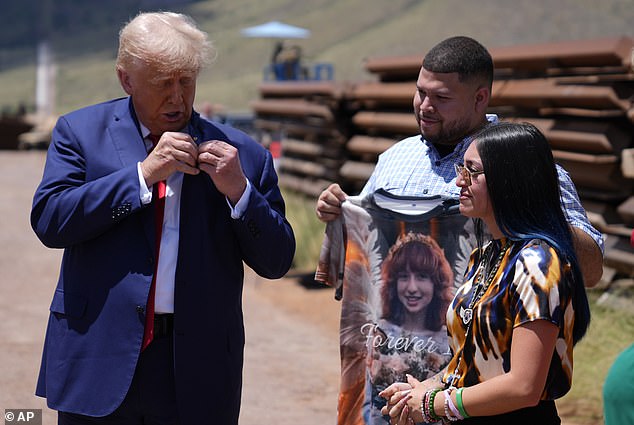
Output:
[363,232,454,424]
[380,232,454,333]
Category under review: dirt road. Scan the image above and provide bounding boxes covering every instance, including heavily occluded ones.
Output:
[0,151,341,425]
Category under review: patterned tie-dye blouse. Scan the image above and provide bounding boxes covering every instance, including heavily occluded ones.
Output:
[443,238,575,400]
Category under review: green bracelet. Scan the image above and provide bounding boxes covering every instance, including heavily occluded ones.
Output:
[429,388,442,421]
[456,387,470,419]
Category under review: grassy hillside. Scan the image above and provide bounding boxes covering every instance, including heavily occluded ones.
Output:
[1,0,633,114]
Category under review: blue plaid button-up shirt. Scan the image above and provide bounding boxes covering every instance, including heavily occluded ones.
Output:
[359,115,604,252]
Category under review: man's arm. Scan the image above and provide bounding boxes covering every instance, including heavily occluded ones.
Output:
[571,226,604,287]
[556,165,604,287]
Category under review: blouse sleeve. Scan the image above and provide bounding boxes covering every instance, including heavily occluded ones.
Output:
[509,240,570,328]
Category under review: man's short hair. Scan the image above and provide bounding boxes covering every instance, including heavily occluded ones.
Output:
[116,12,215,74]
[423,36,493,89]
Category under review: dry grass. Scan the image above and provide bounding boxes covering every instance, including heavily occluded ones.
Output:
[556,291,634,424]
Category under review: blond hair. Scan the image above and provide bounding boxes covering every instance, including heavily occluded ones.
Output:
[116,11,215,74]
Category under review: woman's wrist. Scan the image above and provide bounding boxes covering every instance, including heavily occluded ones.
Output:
[420,387,443,423]
[433,389,444,421]
[455,387,470,418]
[431,388,470,422]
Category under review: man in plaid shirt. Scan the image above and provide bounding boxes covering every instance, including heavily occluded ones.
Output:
[316,36,603,286]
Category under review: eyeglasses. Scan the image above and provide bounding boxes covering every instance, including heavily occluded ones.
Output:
[454,163,484,186]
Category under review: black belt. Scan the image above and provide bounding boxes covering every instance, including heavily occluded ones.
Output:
[153,314,174,338]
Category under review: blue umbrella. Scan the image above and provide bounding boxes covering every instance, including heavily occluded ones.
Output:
[240,21,310,39]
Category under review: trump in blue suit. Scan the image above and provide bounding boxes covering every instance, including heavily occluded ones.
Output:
[31,12,295,425]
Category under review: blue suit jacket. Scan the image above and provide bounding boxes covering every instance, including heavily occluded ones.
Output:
[31,97,295,424]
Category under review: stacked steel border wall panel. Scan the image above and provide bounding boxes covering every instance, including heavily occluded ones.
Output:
[250,81,352,198]
[251,36,634,283]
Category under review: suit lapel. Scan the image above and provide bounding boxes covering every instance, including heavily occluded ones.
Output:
[109,97,147,167]
[108,97,155,250]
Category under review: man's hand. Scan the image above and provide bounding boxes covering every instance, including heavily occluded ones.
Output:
[379,381,413,424]
[140,132,199,187]
[315,183,348,222]
[381,374,442,424]
[198,140,247,205]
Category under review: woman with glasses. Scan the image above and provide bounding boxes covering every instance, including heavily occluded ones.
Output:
[379,122,591,425]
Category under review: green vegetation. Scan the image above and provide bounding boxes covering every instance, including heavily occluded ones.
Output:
[282,189,325,272]
[557,291,634,424]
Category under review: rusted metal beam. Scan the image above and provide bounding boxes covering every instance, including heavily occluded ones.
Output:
[254,118,346,143]
[491,79,632,110]
[504,117,631,154]
[278,174,331,198]
[491,36,634,72]
[352,111,418,135]
[603,237,634,276]
[339,160,375,182]
[281,137,342,158]
[363,36,634,81]
[553,150,629,192]
[363,55,422,81]
[346,135,397,156]
[250,99,335,122]
[278,157,338,180]
[617,196,634,226]
[258,81,347,99]
[537,107,626,119]
[350,82,414,104]
[621,148,634,178]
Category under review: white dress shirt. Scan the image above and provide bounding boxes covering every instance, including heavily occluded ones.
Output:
[136,125,252,313]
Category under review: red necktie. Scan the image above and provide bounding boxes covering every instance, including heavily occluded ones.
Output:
[142,134,166,351]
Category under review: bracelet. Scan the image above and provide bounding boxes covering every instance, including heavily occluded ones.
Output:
[443,389,463,421]
[421,389,430,423]
[455,387,470,419]
[428,388,441,421]
[421,390,432,423]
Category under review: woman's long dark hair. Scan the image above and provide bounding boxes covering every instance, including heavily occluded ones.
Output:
[474,122,590,344]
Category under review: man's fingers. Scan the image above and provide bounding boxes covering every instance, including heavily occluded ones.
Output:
[387,394,412,422]
[176,162,200,176]
[379,383,411,399]
[199,140,234,154]
[405,374,421,387]
[325,183,347,201]
[397,405,410,425]
[169,148,198,168]
[315,183,348,217]
[321,184,346,205]
[389,389,412,406]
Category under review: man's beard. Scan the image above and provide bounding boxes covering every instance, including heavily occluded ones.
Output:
[420,116,473,146]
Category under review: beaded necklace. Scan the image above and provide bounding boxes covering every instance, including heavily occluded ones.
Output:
[447,240,512,388]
